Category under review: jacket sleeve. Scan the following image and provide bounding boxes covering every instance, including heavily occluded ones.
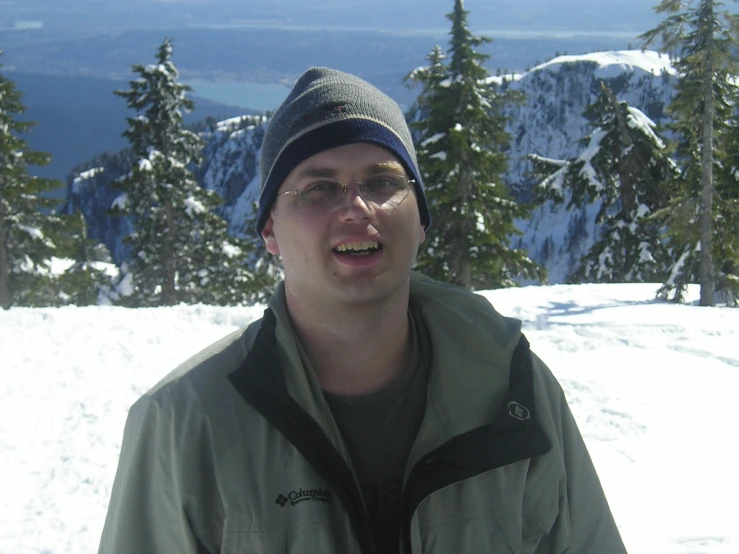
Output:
[98,388,215,554]
[531,353,628,554]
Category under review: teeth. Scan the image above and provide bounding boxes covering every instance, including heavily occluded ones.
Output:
[335,241,380,252]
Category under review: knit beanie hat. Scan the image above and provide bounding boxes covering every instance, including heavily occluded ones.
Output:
[256,67,431,234]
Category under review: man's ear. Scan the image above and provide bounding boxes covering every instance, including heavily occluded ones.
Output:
[418,225,426,246]
[261,215,281,256]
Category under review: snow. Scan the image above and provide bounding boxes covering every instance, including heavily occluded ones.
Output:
[221,241,242,258]
[72,167,104,191]
[627,106,665,148]
[421,132,445,147]
[110,193,128,211]
[578,127,607,191]
[138,158,153,172]
[115,271,134,298]
[474,211,485,233]
[486,49,675,86]
[529,50,676,79]
[183,196,206,216]
[215,115,262,133]
[44,257,118,279]
[17,224,44,241]
[2,284,737,554]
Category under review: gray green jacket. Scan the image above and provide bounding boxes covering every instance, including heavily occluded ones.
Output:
[99,273,627,553]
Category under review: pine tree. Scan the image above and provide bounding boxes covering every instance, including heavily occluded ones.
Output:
[55,212,115,305]
[406,0,542,290]
[0,51,74,309]
[710,88,739,304]
[241,201,283,303]
[640,0,739,305]
[112,38,255,306]
[530,82,676,284]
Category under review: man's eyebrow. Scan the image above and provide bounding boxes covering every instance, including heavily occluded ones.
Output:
[365,161,406,175]
[294,167,338,181]
[294,161,405,181]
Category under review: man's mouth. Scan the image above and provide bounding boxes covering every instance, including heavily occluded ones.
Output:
[333,241,381,256]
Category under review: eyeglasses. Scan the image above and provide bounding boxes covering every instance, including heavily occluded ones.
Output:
[275,174,414,216]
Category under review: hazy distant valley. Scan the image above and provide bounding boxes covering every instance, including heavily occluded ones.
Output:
[2,23,640,181]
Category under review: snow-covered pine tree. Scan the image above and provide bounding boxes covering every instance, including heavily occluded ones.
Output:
[406,0,542,290]
[710,87,739,305]
[641,0,739,306]
[55,211,115,306]
[112,38,256,306]
[530,82,676,284]
[0,52,77,309]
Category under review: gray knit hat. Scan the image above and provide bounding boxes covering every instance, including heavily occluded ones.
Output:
[256,67,431,234]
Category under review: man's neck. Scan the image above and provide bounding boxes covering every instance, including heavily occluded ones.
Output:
[285,286,412,397]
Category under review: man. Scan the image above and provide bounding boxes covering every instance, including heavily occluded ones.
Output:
[99,67,627,553]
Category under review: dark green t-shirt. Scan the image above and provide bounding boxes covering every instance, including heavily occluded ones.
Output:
[323,306,430,554]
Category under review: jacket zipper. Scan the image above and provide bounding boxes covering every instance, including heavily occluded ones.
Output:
[228,313,377,554]
[317,425,378,554]
[399,452,438,554]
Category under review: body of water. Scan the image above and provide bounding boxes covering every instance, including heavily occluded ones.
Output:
[186,80,290,112]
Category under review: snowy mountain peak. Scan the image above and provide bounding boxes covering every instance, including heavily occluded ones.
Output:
[530,50,675,78]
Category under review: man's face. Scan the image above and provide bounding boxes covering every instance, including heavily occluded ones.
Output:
[261,142,426,308]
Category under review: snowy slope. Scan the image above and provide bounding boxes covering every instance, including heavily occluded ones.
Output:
[1,283,737,554]
[501,50,676,283]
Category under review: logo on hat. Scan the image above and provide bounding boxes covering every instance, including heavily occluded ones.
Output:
[293,102,348,131]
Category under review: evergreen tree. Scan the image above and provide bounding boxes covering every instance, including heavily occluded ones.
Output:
[112,38,255,306]
[0,51,74,309]
[241,200,283,304]
[406,0,542,289]
[640,0,739,305]
[56,212,115,305]
[709,89,739,304]
[530,83,676,283]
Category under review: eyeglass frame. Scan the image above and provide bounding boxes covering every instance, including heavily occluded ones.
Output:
[274,174,416,215]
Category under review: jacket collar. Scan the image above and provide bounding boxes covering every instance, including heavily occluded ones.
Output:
[262,274,532,464]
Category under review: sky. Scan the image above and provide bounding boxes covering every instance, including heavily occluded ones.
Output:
[1,283,737,553]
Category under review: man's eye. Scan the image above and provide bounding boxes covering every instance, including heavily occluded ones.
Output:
[303,181,340,194]
[366,177,398,189]
[367,176,403,190]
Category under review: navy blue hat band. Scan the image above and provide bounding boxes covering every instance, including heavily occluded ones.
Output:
[256,118,431,234]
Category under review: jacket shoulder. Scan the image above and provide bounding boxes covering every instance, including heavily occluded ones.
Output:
[139,315,265,408]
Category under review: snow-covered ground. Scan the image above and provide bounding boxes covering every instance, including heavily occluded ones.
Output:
[1,283,737,554]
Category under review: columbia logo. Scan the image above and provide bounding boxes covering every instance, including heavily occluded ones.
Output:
[275,487,332,508]
[293,102,348,131]
[508,401,531,421]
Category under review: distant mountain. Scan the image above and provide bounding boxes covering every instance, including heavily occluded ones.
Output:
[1,0,659,38]
[10,72,249,184]
[2,26,635,86]
[6,26,640,187]
[65,50,677,284]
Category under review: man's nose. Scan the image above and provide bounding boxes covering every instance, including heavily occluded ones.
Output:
[338,183,375,220]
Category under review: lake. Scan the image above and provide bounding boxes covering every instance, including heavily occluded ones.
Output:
[186,80,290,111]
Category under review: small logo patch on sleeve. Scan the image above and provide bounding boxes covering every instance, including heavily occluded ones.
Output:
[508,401,531,421]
